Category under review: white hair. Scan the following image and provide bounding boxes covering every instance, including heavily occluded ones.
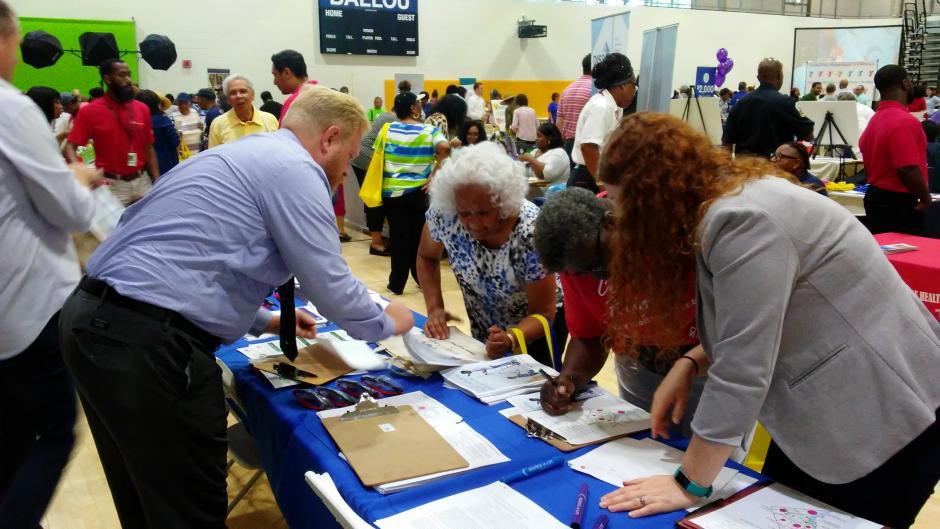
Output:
[429,142,528,219]
[222,74,253,96]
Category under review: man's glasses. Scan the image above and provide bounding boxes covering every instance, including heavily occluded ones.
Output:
[770,152,800,162]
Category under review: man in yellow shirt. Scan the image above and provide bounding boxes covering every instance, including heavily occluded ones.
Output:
[207,74,278,147]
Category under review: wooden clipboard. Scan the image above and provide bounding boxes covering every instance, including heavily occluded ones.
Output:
[252,343,353,385]
[507,414,641,452]
[322,397,469,487]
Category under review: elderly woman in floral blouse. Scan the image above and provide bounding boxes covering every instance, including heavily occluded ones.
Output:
[416,142,566,368]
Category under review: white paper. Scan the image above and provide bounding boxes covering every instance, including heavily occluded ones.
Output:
[318,392,508,494]
[317,391,462,428]
[440,355,555,403]
[375,422,509,494]
[237,336,317,361]
[403,327,487,367]
[505,386,607,414]
[688,473,758,511]
[569,437,738,493]
[515,393,650,445]
[691,483,881,529]
[374,482,569,529]
[368,289,392,309]
[88,185,126,240]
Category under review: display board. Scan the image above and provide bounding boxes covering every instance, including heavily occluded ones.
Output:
[13,17,138,94]
[318,0,418,56]
[791,26,901,98]
[803,61,876,99]
[590,11,630,67]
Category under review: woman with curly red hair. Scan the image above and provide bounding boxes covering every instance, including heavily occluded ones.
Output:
[595,113,940,527]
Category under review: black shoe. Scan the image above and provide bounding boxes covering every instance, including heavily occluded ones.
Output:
[339,233,352,243]
[369,245,391,256]
[386,284,403,296]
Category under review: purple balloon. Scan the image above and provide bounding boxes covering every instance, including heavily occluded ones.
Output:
[716,48,728,62]
[723,58,734,74]
[715,71,726,88]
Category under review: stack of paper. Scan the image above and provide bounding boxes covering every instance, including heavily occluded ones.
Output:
[380,327,487,376]
[317,392,508,494]
[568,437,756,511]
[374,482,569,529]
[440,355,556,404]
[502,389,651,445]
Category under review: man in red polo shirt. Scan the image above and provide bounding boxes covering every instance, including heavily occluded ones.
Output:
[66,59,158,206]
[533,188,705,436]
[271,49,318,124]
[859,64,931,235]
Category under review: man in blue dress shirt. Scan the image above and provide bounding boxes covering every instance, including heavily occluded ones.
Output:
[58,85,414,529]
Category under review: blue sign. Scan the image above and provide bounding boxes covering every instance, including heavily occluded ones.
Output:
[695,67,717,97]
[319,0,418,56]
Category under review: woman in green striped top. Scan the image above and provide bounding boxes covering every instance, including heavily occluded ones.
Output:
[381,91,451,295]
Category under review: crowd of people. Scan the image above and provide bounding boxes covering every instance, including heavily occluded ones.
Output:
[2,0,940,526]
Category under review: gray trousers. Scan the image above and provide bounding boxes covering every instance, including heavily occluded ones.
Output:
[614,354,705,438]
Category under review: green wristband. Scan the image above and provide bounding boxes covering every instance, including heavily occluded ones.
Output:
[674,467,714,498]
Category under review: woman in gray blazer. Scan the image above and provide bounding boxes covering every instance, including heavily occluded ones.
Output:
[593,113,940,527]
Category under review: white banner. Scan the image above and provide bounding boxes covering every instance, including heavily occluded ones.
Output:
[803,61,877,99]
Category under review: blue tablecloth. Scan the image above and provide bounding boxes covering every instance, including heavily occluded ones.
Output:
[216,305,764,529]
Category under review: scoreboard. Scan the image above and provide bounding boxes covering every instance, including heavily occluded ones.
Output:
[318,0,419,56]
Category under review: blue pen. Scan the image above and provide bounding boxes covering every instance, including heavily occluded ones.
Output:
[571,483,588,529]
[500,456,565,484]
[591,515,609,529]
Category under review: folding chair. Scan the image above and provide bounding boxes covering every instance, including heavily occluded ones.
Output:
[304,471,374,529]
[216,358,265,515]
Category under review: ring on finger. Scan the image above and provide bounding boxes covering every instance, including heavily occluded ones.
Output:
[638,495,647,507]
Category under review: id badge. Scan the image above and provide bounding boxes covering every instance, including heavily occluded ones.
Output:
[127,152,138,167]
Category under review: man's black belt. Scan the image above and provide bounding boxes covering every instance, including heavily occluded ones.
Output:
[78,276,220,350]
[104,171,143,182]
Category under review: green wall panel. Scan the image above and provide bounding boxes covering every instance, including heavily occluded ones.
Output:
[12,17,138,95]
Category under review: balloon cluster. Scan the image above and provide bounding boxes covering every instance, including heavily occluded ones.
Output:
[714,48,734,88]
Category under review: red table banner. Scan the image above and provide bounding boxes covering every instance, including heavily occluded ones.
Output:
[874,233,940,321]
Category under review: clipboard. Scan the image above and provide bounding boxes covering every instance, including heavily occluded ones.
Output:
[676,481,888,529]
[321,396,469,487]
[252,342,354,385]
[507,414,639,452]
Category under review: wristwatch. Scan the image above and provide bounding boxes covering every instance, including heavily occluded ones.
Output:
[673,467,714,498]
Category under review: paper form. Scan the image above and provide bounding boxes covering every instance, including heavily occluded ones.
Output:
[317,391,462,428]
[402,327,487,367]
[691,483,881,529]
[373,482,569,529]
[512,392,650,445]
[569,437,738,493]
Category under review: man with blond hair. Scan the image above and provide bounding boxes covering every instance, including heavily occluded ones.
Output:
[58,85,414,528]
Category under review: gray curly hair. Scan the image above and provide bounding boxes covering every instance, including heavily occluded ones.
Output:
[428,142,528,219]
[221,74,253,97]
[534,187,610,272]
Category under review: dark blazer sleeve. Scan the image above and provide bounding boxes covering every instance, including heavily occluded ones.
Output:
[780,99,815,141]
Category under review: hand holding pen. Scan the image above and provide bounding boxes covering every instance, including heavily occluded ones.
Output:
[538,368,579,416]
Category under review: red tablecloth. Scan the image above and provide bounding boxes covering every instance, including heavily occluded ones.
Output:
[874,233,940,320]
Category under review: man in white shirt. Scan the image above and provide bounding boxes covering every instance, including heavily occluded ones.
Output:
[570,53,637,192]
[466,81,486,121]
[837,92,875,135]
[0,2,104,525]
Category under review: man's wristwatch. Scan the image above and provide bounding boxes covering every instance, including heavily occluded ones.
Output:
[673,467,713,498]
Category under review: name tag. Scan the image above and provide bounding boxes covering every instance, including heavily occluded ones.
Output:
[127,152,138,167]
